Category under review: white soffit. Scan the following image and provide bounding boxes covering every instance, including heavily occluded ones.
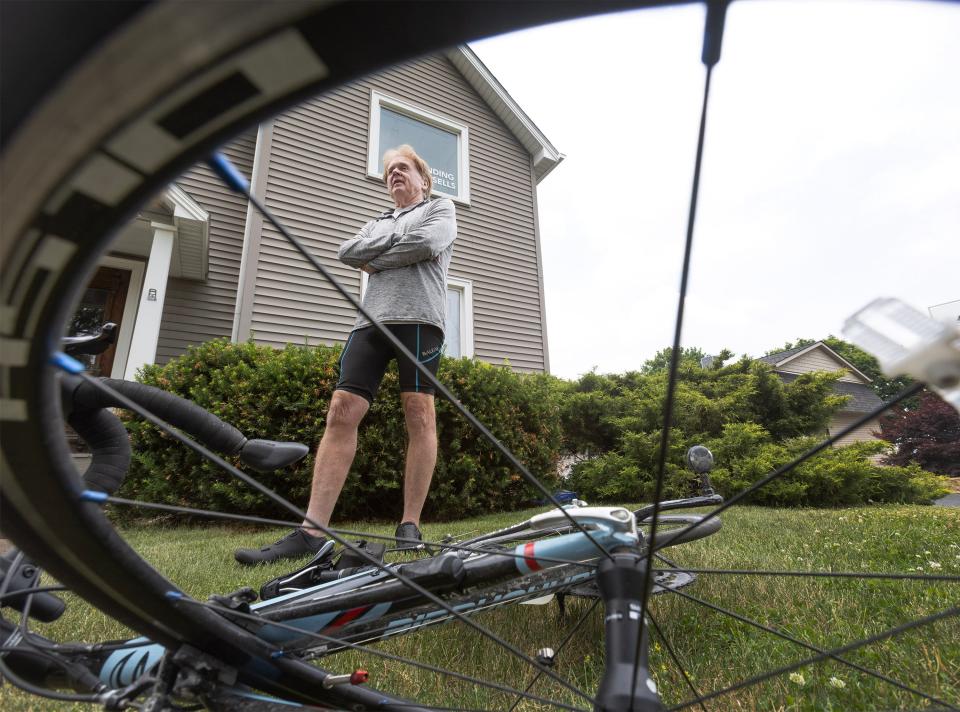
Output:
[164,184,210,281]
[447,45,564,183]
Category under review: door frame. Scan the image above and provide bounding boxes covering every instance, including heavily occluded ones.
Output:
[98,255,146,379]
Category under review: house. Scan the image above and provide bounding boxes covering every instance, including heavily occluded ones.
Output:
[757,342,885,446]
[71,46,559,380]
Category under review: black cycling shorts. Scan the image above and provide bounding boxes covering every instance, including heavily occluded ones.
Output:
[336,324,444,403]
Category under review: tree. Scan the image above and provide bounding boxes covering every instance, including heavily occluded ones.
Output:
[641,346,733,374]
[878,391,960,476]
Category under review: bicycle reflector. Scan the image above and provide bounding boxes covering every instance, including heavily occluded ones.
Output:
[843,297,960,412]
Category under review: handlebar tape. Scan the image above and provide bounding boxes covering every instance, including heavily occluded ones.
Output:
[68,406,131,496]
[64,376,248,456]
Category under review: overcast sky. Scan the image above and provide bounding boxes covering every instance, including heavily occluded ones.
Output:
[470,0,959,380]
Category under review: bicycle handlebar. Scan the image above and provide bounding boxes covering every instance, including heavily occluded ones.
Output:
[62,375,309,496]
[62,323,118,356]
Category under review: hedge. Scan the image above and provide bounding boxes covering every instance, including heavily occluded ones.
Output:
[120,340,564,522]
[118,340,948,518]
[568,422,948,507]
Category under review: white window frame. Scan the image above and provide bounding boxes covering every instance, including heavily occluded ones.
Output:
[367,90,471,205]
[445,276,474,359]
[358,273,474,359]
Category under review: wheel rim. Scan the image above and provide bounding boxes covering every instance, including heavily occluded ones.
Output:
[1,1,956,709]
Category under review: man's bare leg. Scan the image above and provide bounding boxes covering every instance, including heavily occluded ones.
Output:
[400,392,437,526]
[302,390,369,536]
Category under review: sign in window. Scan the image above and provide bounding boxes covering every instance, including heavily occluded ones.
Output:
[368,91,470,203]
[380,108,459,196]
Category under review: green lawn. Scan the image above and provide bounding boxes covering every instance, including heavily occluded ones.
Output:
[2,505,957,711]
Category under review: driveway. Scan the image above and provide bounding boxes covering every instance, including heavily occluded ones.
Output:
[934,493,960,507]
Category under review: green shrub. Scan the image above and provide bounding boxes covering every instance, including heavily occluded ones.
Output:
[559,358,847,459]
[568,421,948,507]
[120,340,564,522]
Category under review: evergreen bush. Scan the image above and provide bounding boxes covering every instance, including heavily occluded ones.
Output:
[568,421,947,506]
[564,359,948,507]
[120,340,564,522]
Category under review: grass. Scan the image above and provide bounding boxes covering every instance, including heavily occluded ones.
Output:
[1,504,957,711]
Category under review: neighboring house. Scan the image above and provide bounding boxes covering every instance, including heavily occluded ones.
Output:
[757,342,885,446]
[72,46,560,380]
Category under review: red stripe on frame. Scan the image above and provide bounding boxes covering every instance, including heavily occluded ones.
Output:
[523,542,542,572]
[326,605,370,630]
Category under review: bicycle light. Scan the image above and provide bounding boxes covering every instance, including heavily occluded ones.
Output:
[686,445,716,496]
[685,446,714,473]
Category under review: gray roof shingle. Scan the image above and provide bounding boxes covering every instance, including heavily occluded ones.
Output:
[758,344,811,365]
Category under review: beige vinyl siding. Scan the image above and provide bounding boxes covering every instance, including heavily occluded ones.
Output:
[779,349,862,383]
[828,413,882,447]
[154,133,256,363]
[246,55,547,371]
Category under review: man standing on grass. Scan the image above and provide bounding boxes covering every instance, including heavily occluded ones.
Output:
[235,145,456,565]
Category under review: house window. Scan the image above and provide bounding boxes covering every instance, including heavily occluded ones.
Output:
[367,90,470,204]
[444,276,474,359]
[359,273,474,359]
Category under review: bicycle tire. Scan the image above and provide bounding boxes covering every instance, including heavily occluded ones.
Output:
[0,2,682,708]
[1,0,956,710]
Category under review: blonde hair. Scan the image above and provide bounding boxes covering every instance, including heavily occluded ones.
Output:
[382,144,432,195]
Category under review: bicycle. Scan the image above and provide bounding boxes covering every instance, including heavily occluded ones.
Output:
[2,322,724,709]
[1,1,958,710]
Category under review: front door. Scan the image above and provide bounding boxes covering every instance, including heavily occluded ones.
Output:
[67,266,132,378]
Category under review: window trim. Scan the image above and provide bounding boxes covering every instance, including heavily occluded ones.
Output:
[445,275,474,359]
[367,90,471,205]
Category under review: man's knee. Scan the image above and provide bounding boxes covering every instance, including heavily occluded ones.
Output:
[326,391,368,430]
[403,395,436,437]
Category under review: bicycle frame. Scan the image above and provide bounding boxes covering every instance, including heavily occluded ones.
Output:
[81,504,713,703]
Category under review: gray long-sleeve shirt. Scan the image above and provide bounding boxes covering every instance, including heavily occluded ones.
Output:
[338,198,457,333]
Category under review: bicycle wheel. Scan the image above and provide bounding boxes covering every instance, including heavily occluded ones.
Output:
[1,0,956,710]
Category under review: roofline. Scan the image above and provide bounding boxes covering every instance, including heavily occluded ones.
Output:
[448,45,563,183]
[767,341,873,383]
[165,183,209,223]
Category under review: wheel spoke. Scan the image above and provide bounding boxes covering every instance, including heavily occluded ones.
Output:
[209,153,616,566]
[666,586,959,710]
[98,495,597,570]
[70,372,597,706]
[637,2,729,704]
[648,611,709,712]
[190,598,589,711]
[659,381,924,548]
[655,567,960,583]
[508,598,601,712]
